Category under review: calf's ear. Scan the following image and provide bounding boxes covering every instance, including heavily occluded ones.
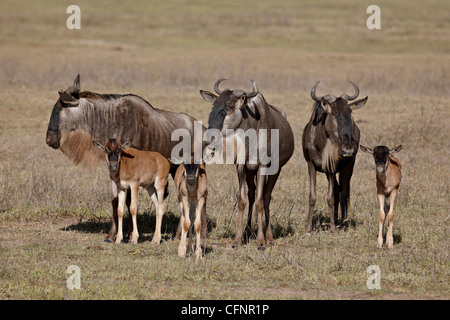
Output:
[200,90,217,104]
[349,96,368,110]
[389,145,402,154]
[360,145,373,154]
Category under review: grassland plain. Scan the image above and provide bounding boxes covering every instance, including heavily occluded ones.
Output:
[0,0,449,300]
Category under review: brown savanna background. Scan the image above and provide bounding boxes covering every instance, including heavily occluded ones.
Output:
[0,0,448,299]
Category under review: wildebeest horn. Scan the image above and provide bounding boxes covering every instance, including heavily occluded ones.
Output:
[311,81,322,102]
[246,79,259,98]
[340,81,359,101]
[214,78,228,94]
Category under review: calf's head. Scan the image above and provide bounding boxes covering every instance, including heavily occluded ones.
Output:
[93,139,132,171]
[360,145,402,173]
[183,163,201,185]
[311,81,368,157]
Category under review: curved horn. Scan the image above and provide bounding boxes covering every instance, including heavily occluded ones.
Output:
[310,81,322,102]
[246,79,260,98]
[214,78,228,94]
[340,80,359,101]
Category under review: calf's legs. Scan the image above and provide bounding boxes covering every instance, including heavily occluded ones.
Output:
[386,189,398,249]
[377,190,398,249]
[115,189,127,244]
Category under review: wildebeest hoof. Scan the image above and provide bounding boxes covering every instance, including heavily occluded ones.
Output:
[103,238,114,243]
[231,244,240,249]
[257,246,266,251]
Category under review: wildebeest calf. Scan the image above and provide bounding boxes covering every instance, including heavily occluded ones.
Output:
[360,144,402,248]
[175,163,207,259]
[93,139,170,244]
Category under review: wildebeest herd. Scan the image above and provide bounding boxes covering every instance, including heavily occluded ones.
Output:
[45,75,402,258]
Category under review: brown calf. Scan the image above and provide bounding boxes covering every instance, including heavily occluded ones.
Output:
[360,144,402,248]
[174,163,207,259]
[93,139,170,244]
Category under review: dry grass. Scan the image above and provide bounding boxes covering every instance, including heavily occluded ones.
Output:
[0,0,449,300]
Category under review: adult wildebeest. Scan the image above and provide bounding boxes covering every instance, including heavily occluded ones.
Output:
[302,81,368,234]
[200,78,294,249]
[360,144,402,248]
[45,74,207,242]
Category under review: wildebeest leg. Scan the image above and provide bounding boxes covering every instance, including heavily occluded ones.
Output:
[233,166,247,248]
[116,188,127,244]
[178,196,190,258]
[106,183,132,243]
[194,197,205,259]
[255,167,266,249]
[200,190,208,239]
[305,161,317,235]
[377,193,386,248]
[244,170,256,243]
[386,189,398,249]
[332,175,339,226]
[105,181,119,243]
[326,173,337,233]
[151,182,167,244]
[128,185,139,244]
[263,171,280,245]
[339,161,354,227]
[125,190,133,241]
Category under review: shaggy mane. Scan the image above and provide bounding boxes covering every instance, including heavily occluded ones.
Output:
[60,129,104,168]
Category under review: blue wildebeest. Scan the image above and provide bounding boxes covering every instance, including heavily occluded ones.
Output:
[302,81,368,234]
[200,79,294,249]
[360,144,402,248]
[93,139,171,245]
[45,75,207,242]
[175,161,208,259]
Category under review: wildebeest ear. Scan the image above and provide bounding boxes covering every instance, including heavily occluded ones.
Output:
[200,90,217,104]
[349,96,368,110]
[321,100,332,113]
[59,90,79,106]
[237,93,247,109]
[389,145,402,154]
[120,141,132,150]
[72,74,81,94]
[92,141,105,150]
[360,145,373,154]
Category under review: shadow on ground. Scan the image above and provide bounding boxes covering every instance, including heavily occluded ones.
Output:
[310,210,360,232]
[62,210,216,242]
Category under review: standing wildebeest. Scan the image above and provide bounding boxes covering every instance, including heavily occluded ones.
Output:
[45,75,207,242]
[93,139,171,245]
[302,81,368,234]
[360,144,402,248]
[200,79,294,249]
[175,162,208,259]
